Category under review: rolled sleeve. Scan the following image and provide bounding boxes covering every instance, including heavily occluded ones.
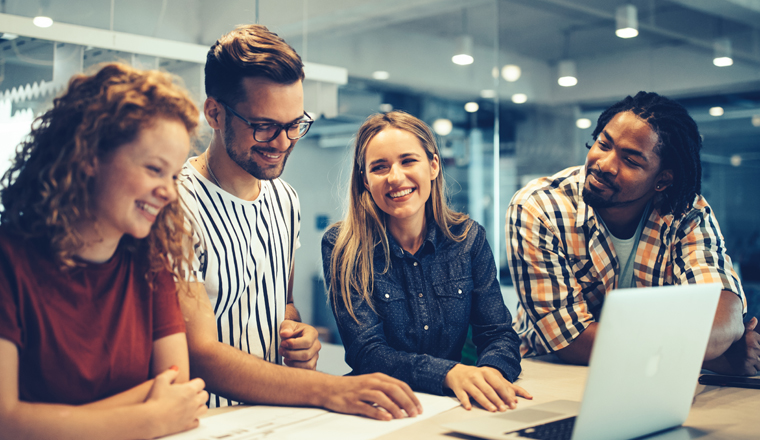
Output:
[673,199,746,312]
[506,203,594,357]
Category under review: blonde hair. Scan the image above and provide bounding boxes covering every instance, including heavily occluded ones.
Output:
[328,111,471,322]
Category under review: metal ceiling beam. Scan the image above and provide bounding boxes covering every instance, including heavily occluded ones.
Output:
[505,0,760,65]
[668,0,760,29]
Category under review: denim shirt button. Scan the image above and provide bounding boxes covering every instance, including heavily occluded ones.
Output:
[424,325,429,330]
[413,262,418,266]
[384,294,390,298]
[418,293,423,298]
[458,289,462,294]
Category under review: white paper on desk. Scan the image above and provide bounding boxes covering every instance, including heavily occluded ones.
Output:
[161,392,459,440]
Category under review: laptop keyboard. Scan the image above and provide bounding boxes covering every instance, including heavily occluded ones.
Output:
[511,417,576,440]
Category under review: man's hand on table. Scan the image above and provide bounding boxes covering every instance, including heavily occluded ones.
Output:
[279,320,321,370]
[320,373,422,421]
[444,364,533,412]
[703,316,760,376]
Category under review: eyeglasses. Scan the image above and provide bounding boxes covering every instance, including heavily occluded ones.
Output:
[219,101,313,143]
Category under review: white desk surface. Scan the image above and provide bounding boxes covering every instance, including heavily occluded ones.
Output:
[206,348,759,439]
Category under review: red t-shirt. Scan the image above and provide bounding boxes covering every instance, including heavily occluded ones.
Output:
[0,228,185,404]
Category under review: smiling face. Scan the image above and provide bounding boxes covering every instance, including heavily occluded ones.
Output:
[583,111,672,212]
[90,118,190,243]
[363,128,440,228]
[221,76,305,180]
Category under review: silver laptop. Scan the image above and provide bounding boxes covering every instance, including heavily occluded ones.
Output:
[444,283,722,440]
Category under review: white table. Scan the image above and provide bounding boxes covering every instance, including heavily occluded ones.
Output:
[377,356,760,439]
[206,346,759,439]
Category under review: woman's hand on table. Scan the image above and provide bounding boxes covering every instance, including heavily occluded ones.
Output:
[144,366,209,437]
[444,364,532,412]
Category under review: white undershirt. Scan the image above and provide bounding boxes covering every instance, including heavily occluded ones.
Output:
[608,232,636,286]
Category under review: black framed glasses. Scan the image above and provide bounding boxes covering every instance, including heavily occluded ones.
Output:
[220,101,313,143]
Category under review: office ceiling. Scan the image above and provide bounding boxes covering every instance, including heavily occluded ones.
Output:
[1,0,759,108]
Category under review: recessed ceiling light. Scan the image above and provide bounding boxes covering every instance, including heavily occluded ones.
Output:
[379,103,393,112]
[464,102,479,113]
[576,118,592,129]
[33,16,54,28]
[709,107,724,117]
[501,64,521,82]
[372,71,390,80]
[511,93,528,104]
[480,89,496,99]
[433,118,453,136]
[752,114,760,127]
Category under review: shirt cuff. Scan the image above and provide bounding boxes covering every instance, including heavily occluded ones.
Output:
[477,354,522,383]
[416,357,459,395]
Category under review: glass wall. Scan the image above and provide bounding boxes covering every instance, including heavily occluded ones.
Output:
[2,0,759,330]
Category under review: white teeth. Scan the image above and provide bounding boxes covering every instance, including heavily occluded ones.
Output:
[137,201,159,216]
[262,153,280,159]
[389,188,414,198]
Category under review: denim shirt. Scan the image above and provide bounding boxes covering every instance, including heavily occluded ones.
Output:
[321,219,522,395]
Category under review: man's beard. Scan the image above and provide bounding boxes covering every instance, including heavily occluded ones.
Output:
[582,186,618,209]
[582,167,619,209]
[224,118,293,180]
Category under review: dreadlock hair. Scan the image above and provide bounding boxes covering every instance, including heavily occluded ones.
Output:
[586,91,702,217]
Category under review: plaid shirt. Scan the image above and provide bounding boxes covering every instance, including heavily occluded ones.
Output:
[506,166,745,358]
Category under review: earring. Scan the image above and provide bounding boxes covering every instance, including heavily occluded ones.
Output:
[656,185,661,190]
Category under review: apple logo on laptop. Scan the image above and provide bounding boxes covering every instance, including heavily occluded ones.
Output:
[645,348,662,378]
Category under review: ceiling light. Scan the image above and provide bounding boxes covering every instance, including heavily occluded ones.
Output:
[501,64,521,82]
[511,93,528,104]
[713,38,733,67]
[752,114,760,127]
[464,102,479,113]
[379,103,393,112]
[730,155,742,167]
[371,71,390,80]
[433,118,453,136]
[33,16,54,28]
[557,60,578,87]
[452,35,474,66]
[709,107,724,117]
[576,118,592,129]
[0,33,18,40]
[480,89,496,99]
[615,4,639,39]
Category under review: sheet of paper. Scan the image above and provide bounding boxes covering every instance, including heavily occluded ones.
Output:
[161,392,459,440]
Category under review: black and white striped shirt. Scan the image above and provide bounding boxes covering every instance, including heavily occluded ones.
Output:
[178,159,300,408]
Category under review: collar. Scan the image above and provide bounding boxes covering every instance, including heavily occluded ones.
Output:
[386,218,440,259]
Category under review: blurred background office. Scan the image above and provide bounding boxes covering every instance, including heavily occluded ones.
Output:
[1,0,758,341]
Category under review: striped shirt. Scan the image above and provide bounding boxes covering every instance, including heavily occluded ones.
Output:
[506,166,745,358]
[178,159,300,407]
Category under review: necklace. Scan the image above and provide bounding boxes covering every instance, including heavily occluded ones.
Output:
[203,148,262,197]
[204,149,223,189]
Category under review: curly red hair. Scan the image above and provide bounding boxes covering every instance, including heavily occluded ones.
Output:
[0,63,198,293]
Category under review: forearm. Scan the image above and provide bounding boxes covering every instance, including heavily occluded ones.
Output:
[474,327,523,382]
[346,340,457,394]
[82,380,153,410]
[704,290,744,361]
[555,322,598,365]
[1,399,159,440]
[188,338,333,407]
[285,302,301,322]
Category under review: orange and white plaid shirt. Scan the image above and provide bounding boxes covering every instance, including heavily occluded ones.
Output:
[506,166,745,358]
